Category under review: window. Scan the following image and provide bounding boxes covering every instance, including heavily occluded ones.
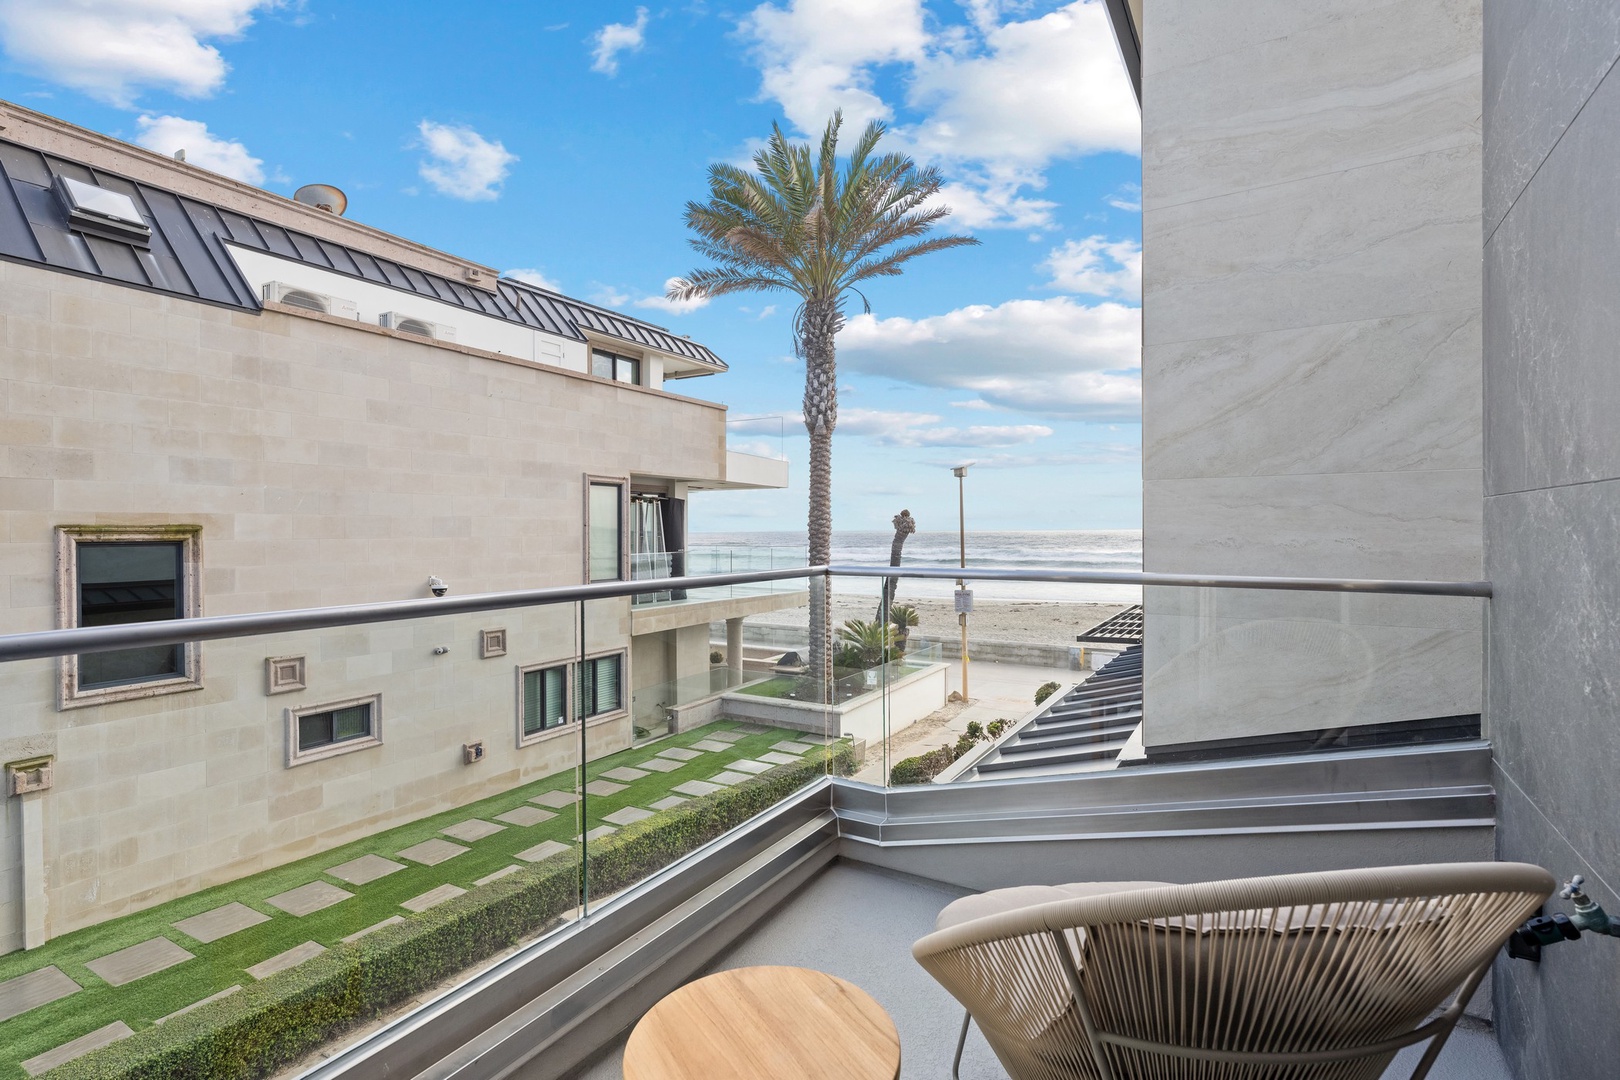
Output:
[519,664,568,743]
[287,695,382,765]
[591,349,641,385]
[587,479,625,582]
[57,526,202,708]
[577,654,624,719]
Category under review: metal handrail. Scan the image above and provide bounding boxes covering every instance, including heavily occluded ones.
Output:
[829,565,1492,598]
[0,563,1490,663]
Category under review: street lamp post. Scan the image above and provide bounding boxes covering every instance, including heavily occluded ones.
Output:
[952,464,971,701]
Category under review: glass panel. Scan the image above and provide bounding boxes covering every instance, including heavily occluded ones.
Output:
[332,704,369,741]
[76,541,184,688]
[588,483,622,582]
[297,710,332,750]
[615,357,638,384]
[591,351,613,379]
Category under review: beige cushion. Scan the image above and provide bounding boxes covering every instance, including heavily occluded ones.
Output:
[935,881,1172,931]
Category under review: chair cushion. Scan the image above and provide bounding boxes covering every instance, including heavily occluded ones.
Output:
[935,881,1172,931]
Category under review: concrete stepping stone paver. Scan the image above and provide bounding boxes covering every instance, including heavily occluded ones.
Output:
[649,796,688,811]
[707,770,750,786]
[516,840,570,863]
[531,789,580,808]
[397,838,470,866]
[705,730,748,743]
[728,759,772,774]
[266,880,354,916]
[690,739,731,752]
[85,937,194,987]
[441,819,506,843]
[772,741,817,754]
[173,902,270,944]
[326,854,407,886]
[247,941,326,981]
[579,825,618,841]
[342,917,405,944]
[601,766,648,783]
[402,884,467,913]
[156,986,240,1025]
[758,751,802,765]
[657,747,702,761]
[585,779,626,797]
[495,806,555,827]
[0,966,81,1024]
[22,1021,133,1076]
[638,756,684,773]
[474,865,522,886]
[603,806,654,826]
[673,780,722,797]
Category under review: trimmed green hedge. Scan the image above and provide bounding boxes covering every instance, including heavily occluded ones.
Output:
[889,745,957,785]
[49,744,856,1080]
[1034,680,1061,705]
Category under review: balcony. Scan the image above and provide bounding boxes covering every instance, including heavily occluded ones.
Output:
[0,565,1546,1080]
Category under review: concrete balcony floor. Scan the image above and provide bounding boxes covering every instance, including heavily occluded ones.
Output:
[569,862,1514,1080]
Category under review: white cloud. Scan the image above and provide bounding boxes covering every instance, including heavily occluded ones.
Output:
[503,267,561,292]
[1042,236,1141,299]
[0,0,273,107]
[834,407,1052,448]
[905,2,1139,170]
[591,7,649,76]
[837,296,1141,420]
[931,443,1139,469]
[134,114,263,184]
[1107,182,1141,212]
[634,276,711,315]
[416,121,517,201]
[737,1,1137,231]
[741,0,927,132]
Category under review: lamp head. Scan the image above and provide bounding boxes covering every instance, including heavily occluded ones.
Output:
[952,464,971,478]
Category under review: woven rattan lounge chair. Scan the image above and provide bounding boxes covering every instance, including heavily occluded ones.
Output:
[913,862,1554,1080]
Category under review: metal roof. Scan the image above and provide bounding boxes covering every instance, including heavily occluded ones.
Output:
[0,137,726,371]
[1075,604,1144,645]
[955,646,1143,781]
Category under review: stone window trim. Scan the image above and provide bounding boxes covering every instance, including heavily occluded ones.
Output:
[285,693,383,767]
[515,649,629,749]
[55,524,203,710]
[584,474,629,584]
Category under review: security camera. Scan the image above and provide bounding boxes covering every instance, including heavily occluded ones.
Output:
[428,575,448,597]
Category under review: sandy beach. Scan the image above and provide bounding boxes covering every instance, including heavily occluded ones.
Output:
[758,594,1129,648]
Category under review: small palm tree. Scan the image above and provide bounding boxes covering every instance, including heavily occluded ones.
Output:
[670,113,977,698]
[888,603,919,656]
[836,619,896,671]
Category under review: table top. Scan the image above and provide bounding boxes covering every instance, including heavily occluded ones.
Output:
[623,965,901,1080]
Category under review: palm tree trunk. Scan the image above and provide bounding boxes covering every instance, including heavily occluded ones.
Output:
[802,298,840,703]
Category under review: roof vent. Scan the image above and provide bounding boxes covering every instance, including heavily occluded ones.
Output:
[261,281,358,319]
[293,183,348,216]
[379,312,456,342]
[54,176,152,248]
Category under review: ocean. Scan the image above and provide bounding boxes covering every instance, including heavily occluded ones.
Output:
[689,530,1144,605]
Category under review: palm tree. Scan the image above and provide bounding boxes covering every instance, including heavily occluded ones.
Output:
[669,113,977,698]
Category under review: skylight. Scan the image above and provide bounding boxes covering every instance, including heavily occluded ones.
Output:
[54,175,152,247]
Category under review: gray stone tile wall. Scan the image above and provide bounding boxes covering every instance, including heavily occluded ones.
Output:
[1484,3,1620,1074]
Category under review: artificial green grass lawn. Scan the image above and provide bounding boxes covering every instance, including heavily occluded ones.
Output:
[0,721,819,1079]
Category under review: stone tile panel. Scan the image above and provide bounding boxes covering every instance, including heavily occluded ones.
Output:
[603,807,653,826]
[689,739,731,752]
[516,840,570,863]
[495,806,555,827]
[173,902,270,944]
[530,789,580,808]
[649,796,687,811]
[342,917,405,944]
[396,838,470,866]
[584,779,626,797]
[0,966,81,1025]
[22,1022,133,1076]
[673,780,722,797]
[638,757,683,773]
[600,766,648,783]
[325,854,407,886]
[440,819,506,843]
[402,885,466,913]
[657,747,702,761]
[85,937,194,987]
[247,941,326,981]
[265,881,355,916]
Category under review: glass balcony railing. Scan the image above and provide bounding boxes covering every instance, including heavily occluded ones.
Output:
[0,562,1493,1080]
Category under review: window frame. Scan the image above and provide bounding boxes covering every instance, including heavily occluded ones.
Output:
[56,525,203,709]
[590,348,642,386]
[576,650,627,722]
[516,660,572,747]
[584,474,629,583]
[285,693,383,767]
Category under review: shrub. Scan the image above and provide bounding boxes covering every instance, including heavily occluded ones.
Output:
[953,733,977,758]
[53,744,858,1080]
[709,649,724,664]
[889,744,957,786]
[986,718,1010,739]
[1034,681,1061,705]
[964,721,984,741]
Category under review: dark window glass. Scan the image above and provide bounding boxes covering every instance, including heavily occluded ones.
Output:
[76,541,184,690]
[591,349,640,385]
[522,666,568,736]
[298,703,373,751]
[577,655,622,718]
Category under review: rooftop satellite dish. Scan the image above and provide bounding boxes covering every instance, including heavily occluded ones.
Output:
[293,183,348,216]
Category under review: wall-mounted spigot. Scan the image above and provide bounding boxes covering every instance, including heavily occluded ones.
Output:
[1560,875,1620,937]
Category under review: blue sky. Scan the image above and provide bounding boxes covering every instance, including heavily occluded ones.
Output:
[0,0,1142,536]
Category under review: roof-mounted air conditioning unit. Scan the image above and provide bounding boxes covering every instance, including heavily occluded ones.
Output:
[261,281,358,319]
[379,312,456,342]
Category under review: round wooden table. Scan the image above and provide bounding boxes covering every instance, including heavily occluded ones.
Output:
[623,965,901,1080]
